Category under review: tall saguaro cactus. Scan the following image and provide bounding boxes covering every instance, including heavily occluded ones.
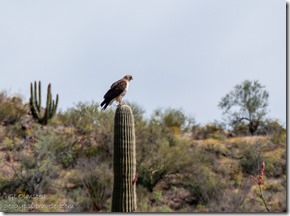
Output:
[30,81,59,125]
[112,105,137,212]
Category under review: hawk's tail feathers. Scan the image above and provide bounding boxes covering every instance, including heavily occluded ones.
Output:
[101,100,108,111]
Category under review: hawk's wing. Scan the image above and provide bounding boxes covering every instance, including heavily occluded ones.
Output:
[104,79,127,100]
[110,78,124,89]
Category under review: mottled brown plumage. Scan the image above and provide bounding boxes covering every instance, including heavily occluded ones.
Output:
[101,75,133,110]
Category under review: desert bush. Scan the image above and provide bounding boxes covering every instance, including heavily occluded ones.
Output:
[151,108,195,134]
[0,93,26,125]
[74,158,113,212]
[239,143,264,175]
[257,119,286,145]
[2,136,23,151]
[137,163,168,193]
[151,191,163,205]
[0,175,22,197]
[138,140,193,192]
[203,142,225,158]
[0,125,6,142]
[206,178,252,212]
[136,119,166,164]
[58,102,101,134]
[193,121,225,140]
[0,147,48,197]
[0,195,30,212]
[135,106,195,167]
[151,205,172,212]
[149,109,178,146]
[1,157,48,196]
[210,133,227,141]
[231,122,250,137]
[57,102,115,161]
[189,166,225,205]
[35,131,80,169]
[136,186,151,211]
[83,169,112,211]
[263,148,286,178]
[4,122,28,141]
[257,119,285,134]
[271,129,286,146]
[93,110,115,160]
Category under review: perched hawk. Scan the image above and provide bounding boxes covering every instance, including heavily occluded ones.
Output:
[101,75,133,110]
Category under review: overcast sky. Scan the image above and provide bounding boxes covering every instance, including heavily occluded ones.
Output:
[0,0,286,125]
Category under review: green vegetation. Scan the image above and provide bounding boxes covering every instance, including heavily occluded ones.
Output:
[0,91,286,213]
[218,80,269,135]
[30,81,59,125]
[0,92,26,125]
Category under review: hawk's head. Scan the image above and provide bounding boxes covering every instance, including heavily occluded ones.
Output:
[124,75,133,81]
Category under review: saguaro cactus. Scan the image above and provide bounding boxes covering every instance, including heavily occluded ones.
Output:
[112,105,137,212]
[30,81,59,125]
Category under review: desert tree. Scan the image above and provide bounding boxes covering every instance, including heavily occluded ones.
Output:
[218,80,269,135]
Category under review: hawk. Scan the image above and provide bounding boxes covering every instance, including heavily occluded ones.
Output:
[101,75,133,110]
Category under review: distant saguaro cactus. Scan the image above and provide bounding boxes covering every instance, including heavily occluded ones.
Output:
[112,105,137,212]
[29,81,59,125]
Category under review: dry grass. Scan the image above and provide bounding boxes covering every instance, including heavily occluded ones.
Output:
[228,136,270,144]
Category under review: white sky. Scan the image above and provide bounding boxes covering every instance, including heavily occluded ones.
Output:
[0,0,286,125]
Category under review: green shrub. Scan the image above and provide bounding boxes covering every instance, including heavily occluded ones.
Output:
[35,131,80,169]
[0,175,22,196]
[4,121,29,141]
[232,123,250,136]
[0,196,30,212]
[264,148,286,177]
[151,205,172,212]
[189,166,224,204]
[136,186,151,212]
[58,102,112,135]
[84,173,110,211]
[2,136,22,151]
[258,119,285,135]
[138,140,193,192]
[152,191,163,205]
[57,102,115,161]
[193,122,225,140]
[271,129,286,146]
[239,143,264,175]
[210,133,227,141]
[203,142,224,157]
[137,165,164,192]
[73,160,113,212]
[0,94,26,125]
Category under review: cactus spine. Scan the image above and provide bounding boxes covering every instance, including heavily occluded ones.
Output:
[30,81,59,125]
[112,105,137,212]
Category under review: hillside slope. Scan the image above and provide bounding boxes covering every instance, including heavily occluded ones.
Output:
[0,94,286,212]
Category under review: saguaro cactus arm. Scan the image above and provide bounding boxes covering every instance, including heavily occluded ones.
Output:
[29,81,58,125]
[30,81,41,119]
[112,105,137,212]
